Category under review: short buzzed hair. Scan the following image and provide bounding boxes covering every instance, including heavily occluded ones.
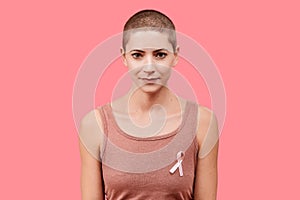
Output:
[122,9,177,52]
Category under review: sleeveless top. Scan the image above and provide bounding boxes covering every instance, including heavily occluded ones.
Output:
[97,100,199,200]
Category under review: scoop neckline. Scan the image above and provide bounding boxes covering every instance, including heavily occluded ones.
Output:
[106,101,191,141]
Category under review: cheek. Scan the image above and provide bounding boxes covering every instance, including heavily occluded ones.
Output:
[128,65,144,78]
[157,66,172,78]
[158,69,171,86]
[126,59,143,69]
[159,57,176,67]
[128,66,141,75]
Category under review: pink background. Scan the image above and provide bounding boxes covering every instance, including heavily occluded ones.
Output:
[1,0,299,199]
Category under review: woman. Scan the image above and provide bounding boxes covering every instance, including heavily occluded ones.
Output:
[79,9,219,200]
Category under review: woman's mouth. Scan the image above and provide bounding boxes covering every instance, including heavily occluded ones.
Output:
[141,77,159,80]
[139,77,160,83]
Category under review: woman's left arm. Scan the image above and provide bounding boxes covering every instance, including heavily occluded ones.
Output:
[194,106,219,200]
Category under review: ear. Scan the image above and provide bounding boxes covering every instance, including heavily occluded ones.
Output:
[120,47,128,67]
[172,45,180,67]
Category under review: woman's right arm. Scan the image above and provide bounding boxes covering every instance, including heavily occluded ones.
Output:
[79,109,105,200]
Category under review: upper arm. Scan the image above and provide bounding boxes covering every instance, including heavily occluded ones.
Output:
[194,106,219,200]
[78,109,105,200]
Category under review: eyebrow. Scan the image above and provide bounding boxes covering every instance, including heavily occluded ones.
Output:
[129,49,144,53]
[153,48,168,53]
[129,48,169,53]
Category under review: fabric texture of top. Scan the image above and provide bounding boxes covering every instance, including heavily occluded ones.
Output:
[97,100,199,200]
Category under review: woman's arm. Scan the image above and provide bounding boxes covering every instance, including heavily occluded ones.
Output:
[79,110,105,200]
[79,140,104,200]
[194,106,219,200]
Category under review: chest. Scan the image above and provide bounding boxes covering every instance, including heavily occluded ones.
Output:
[101,143,198,197]
[102,158,196,197]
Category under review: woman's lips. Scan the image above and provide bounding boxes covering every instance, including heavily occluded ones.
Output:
[140,77,160,80]
[139,77,160,83]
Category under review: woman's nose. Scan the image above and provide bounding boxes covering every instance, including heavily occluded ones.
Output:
[143,56,155,73]
[143,64,155,74]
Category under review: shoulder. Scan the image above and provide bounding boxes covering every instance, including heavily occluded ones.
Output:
[80,109,98,125]
[80,108,101,127]
[197,105,217,127]
[78,107,107,162]
[195,104,219,152]
[79,106,106,137]
[186,100,216,124]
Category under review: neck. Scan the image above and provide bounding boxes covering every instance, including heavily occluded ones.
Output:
[127,86,171,112]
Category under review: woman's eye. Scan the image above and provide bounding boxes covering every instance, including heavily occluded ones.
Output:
[155,52,167,59]
[131,53,142,59]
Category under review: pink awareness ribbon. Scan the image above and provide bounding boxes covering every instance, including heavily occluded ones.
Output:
[169,151,185,176]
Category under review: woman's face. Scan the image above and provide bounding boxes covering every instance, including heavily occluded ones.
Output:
[122,31,179,94]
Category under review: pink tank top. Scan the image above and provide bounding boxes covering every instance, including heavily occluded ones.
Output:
[97,101,199,200]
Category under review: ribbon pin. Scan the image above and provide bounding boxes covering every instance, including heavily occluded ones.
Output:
[169,151,185,177]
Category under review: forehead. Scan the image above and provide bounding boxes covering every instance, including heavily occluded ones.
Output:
[125,30,173,52]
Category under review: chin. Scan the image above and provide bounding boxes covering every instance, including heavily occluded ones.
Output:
[138,84,164,94]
